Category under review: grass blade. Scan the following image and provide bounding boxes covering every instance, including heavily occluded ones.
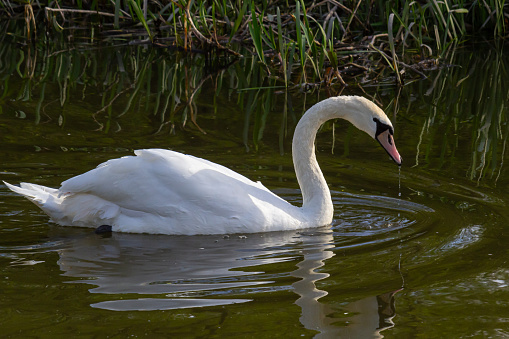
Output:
[128,0,153,41]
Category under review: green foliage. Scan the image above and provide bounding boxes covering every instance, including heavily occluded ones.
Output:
[1,12,508,183]
[0,0,507,88]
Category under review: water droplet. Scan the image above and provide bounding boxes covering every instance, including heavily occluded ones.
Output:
[398,166,402,197]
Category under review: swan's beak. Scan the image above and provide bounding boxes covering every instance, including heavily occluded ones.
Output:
[376,129,402,165]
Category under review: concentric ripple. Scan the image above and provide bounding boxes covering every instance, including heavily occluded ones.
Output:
[331,191,435,236]
[278,188,437,250]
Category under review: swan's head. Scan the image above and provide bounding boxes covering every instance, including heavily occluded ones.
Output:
[338,96,402,165]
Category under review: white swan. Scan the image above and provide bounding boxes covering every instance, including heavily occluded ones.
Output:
[4,96,401,235]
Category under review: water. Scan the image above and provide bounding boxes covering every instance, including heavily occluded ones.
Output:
[398,166,401,197]
[1,34,509,337]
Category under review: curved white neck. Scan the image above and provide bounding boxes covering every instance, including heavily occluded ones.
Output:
[292,98,353,224]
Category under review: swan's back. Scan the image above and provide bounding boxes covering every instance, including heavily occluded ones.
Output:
[13,149,305,234]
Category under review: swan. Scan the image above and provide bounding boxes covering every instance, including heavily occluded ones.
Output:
[4,96,401,235]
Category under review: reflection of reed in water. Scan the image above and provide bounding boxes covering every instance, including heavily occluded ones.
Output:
[0,22,289,153]
[411,47,509,183]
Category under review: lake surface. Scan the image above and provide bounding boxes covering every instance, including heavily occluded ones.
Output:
[1,32,509,337]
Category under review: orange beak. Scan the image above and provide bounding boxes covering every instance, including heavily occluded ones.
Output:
[376,129,402,165]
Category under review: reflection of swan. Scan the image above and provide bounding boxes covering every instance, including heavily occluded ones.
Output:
[55,229,400,337]
[4,96,401,235]
[292,231,401,338]
[292,231,338,336]
[54,230,306,310]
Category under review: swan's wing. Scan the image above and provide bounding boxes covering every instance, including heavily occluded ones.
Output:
[59,149,290,220]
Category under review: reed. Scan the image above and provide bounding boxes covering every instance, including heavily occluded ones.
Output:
[1,1,507,88]
[2,14,508,185]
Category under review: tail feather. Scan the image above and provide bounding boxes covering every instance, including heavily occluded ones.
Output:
[4,181,120,228]
[3,181,56,206]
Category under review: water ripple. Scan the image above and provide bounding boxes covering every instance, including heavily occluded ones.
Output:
[332,191,435,236]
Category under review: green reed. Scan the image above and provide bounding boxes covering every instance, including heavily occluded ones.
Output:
[1,1,506,88]
[2,14,508,185]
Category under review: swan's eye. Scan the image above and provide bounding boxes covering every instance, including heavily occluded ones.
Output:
[373,117,393,138]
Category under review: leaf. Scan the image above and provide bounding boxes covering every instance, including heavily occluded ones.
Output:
[451,8,468,14]
[128,0,153,41]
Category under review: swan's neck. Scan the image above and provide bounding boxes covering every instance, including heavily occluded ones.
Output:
[292,98,351,224]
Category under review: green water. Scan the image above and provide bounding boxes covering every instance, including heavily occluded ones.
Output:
[1,30,509,337]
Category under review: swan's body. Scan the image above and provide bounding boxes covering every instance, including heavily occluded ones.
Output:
[4,96,401,235]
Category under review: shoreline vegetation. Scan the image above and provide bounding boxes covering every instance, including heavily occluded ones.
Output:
[1,0,507,88]
[0,3,508,184]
